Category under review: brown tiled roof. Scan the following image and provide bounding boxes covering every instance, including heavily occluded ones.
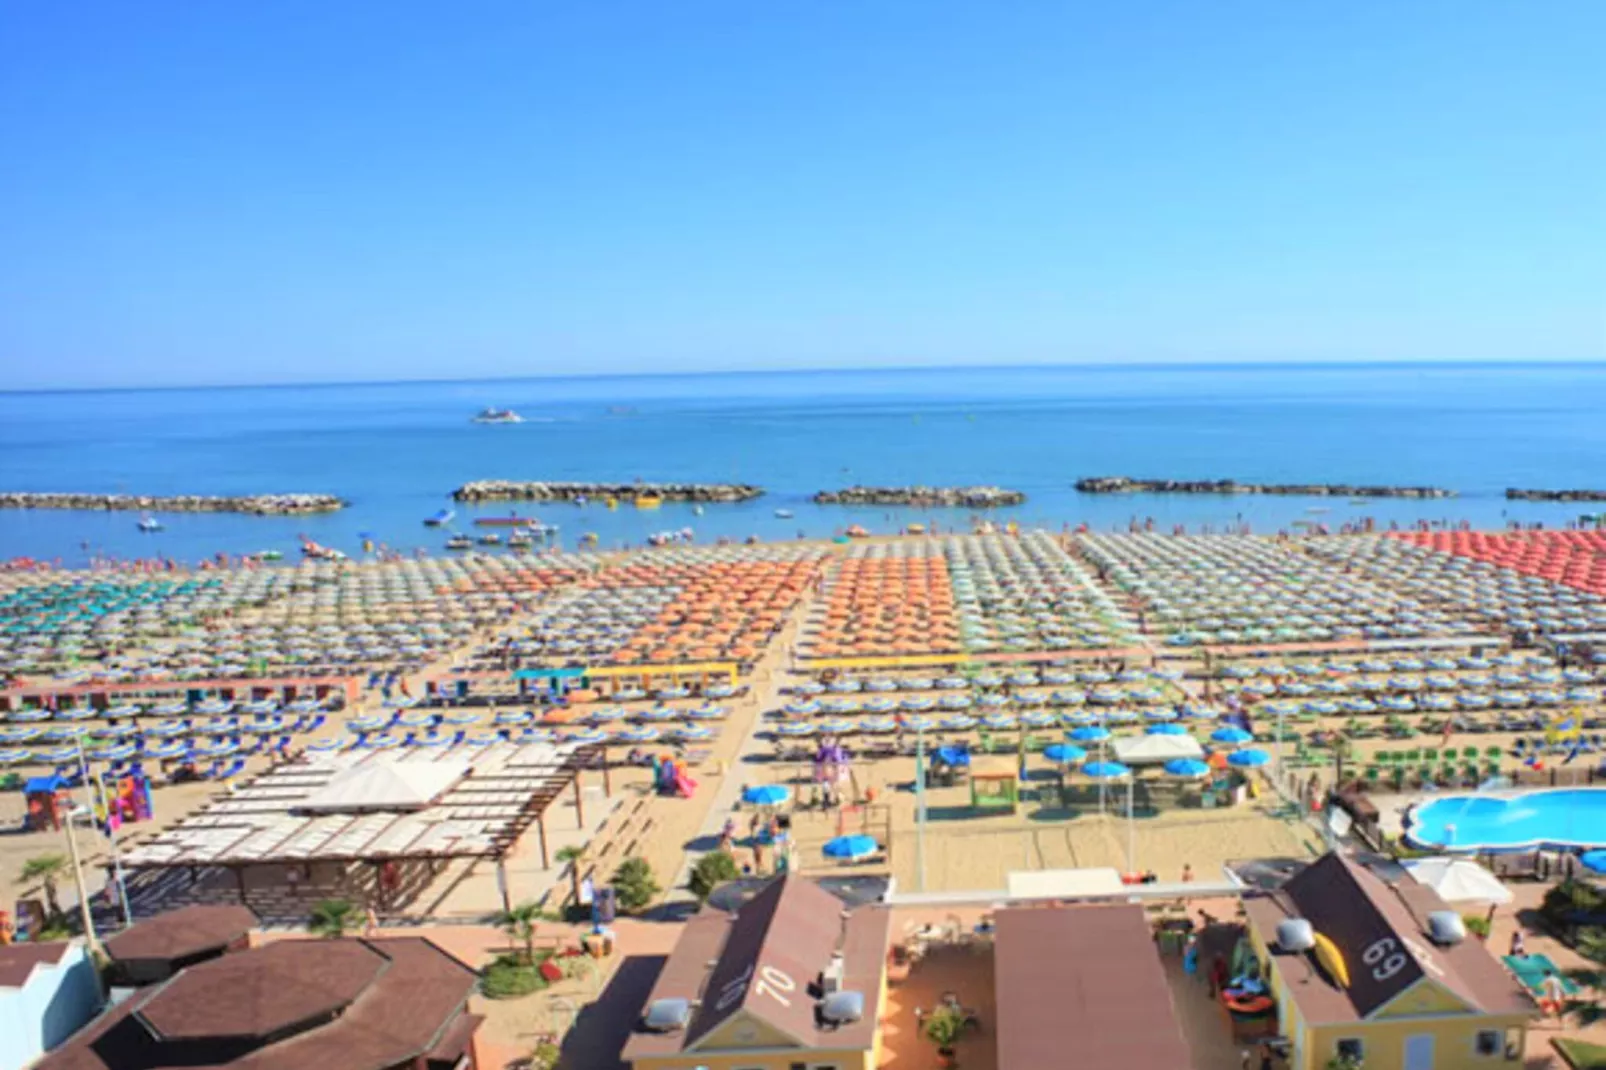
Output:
[104,906,257,964]
[35,937,478,1070]
[622,874,890,1060]
[994,904,1195,1070]
[1243,852,1532,1025]
[0,942,71,987]
[137,939,386,1040]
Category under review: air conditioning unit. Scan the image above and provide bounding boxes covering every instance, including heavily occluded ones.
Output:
[1276,917,1316,952]
[643,998,691,1033]
[819,990,864,1025]
[1427,911,1467,946]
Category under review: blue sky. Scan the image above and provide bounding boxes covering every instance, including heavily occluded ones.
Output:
[3,2,1603,388]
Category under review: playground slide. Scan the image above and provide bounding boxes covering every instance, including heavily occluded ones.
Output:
[673,772,698,797]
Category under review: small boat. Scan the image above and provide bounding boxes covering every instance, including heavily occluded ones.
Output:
[471,408,523,424]
[478,532,502,545]
[846,525,869,538]
[905,523,926,535]
[635,495,663,509]
[136,514,163,532]
[693,505,704,515]
[475,514,536,526]
[507,530,534,549]
[445,535,473,550]
[424,508,455,526]
[774,509,794,519]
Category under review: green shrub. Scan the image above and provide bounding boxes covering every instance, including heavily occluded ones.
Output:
[612,856,661,913]
[688,850,740,902]
[481,953,547,1000]
[1462,914,1492,939]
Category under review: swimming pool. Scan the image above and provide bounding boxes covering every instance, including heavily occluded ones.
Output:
[1407,788,1606,851]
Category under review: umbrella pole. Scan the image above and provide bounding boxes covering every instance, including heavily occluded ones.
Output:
[1127,775,1135,877]
[915,726,927,893]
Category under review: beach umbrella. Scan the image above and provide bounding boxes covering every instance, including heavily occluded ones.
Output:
[742,784,790,806]
[142,739,189,759]
[1043,743,1086,764]
[674,724,714,741]
[1402,858,1514,904]
[1211,726,1253,745]
[306,738,344,753]
[1069,726,1110,743]
[1082,760,1130,779]
[1228,747,1271,768]
[494,711,532,727]
[822,834,878,862]
[1164,758,1211,778]
[1147,723,1188,736]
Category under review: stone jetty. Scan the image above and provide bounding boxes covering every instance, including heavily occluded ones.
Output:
[451,480,763,503]
[0,492,346,515]
[813,485,1026,508]
[1506,488,1606,502]
[1074,477,1456,499]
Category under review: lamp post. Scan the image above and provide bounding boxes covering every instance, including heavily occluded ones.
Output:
[60,808,99,952]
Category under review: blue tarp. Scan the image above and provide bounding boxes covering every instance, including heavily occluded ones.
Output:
[24,774,68,794]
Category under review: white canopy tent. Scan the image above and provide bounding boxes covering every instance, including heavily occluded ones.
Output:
[1109,734,1205,766]
[1402,857,1514,904]
[302,758,471,813]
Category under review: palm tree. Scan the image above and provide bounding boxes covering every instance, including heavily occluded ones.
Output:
[17,854,68,918]
[555,845,586,911]
[499,901,541,964]
[307,899,358,939]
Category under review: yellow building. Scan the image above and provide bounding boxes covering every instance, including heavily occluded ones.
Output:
[1241,853,1534,1070]
[624,875,891,1070]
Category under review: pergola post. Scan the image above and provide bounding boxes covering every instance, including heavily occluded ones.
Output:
[496,858,512,915]
[536,811,549,869]
[600,750,612,796]
[573,773,585,827]
[235,865,248,903]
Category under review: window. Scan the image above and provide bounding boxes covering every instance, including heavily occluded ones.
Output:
[1336,1038,1365,1060]
[1475,1030,1501,1056]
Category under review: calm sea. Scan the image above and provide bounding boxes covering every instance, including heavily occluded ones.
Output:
[3,363,1604,565]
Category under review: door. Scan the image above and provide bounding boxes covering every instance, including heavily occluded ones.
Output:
[1404,1034,1435,1070]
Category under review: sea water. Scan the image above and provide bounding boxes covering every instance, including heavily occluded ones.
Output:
[3,362,1606,564]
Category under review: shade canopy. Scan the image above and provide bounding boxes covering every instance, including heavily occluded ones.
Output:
[1082,760,1131,780]
[1043,743,1087,764]
[1227,748,1271,768]
[822,834,877,861]
[301,759,468,813]
[1110,734,1205,766]
[1163,758,1211,778]
[1211,727,1253,744]
[1402,857,1514,904]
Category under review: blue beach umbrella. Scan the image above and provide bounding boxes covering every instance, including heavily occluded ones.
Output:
[822,834,878,861]
[1043,743,1087,764]
[1082,760,1130,780]
[1070,726,1110,743]
[1164,758,1211,778]
[1211,726,1253,745]
[1228,747,1271,768]
[1144,708,1178,722]
[1147,723,1189,736]
[743,784,790,807]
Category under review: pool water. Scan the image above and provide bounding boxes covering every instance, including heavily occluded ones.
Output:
[1407,789,1606,851]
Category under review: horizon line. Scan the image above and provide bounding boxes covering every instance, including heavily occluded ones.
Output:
[7,357,1606,396]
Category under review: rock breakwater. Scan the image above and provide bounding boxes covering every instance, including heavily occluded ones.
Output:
[1074,477,1455,499]
[1506,488,1606,502]
[0,492,346,515]
[452,481,763,503]
[813,485,1026,508]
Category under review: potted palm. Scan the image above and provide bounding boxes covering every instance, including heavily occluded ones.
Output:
[922,1004,966,1068]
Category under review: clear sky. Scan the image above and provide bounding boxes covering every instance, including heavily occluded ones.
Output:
[3,2,1603,389]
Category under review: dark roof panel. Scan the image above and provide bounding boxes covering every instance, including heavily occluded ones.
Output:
[105,906,258,964]
[0,942,71,987]
[994,904,1195,1070]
